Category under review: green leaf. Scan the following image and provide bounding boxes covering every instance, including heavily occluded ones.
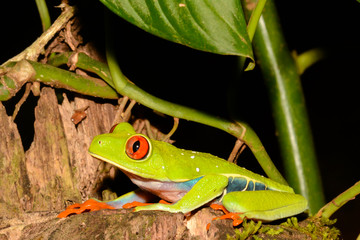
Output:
[101,0,254,68]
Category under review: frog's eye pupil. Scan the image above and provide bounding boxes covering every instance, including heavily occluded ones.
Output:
[126,135,149,160]
[133,141,140,153]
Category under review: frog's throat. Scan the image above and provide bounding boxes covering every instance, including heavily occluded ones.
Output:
[122,170,189,203]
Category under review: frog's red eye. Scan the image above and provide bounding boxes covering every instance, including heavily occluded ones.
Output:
[125,135,149,160]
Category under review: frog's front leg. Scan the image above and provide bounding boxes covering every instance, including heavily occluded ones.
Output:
[57,188,156,218]
[134,174,228,213]
[221,190,308,222]
[105,188,157,208]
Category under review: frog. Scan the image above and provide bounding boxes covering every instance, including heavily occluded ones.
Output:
[58,122,307,227]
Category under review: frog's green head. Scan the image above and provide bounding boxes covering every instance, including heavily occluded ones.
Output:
[89,122,168,180]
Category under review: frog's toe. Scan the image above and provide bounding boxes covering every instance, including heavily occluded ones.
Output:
[57,199,115,218]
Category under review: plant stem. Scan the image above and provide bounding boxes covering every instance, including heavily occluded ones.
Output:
[29,60,118,99]
[295,48,327,75]
[1,60,118,100]
[47,52,115,88]
[246,0,267,42]
[252,0,325,214]
[316,180,360,219]
[35,0,51,31]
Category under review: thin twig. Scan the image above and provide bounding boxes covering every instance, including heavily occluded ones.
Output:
[228,139,246,164]
[316,180,360,219]
[123,99,136,122]
[144,120,155,139]
[162,117,179,142]
[12,83,32,121]
[2,4,75,66]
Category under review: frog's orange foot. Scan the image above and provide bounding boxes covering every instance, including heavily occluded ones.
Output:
[123,199,171,209]
[206,204,243,230]
[57,199,115,218]
[214,212,244,227]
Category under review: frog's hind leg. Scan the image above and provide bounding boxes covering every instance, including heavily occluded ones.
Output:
[222,190,308,222]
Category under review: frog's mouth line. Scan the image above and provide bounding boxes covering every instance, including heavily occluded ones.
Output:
[88,151,164,180]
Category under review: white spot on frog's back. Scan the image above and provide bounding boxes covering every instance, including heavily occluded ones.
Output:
[190,155,195,159]
[179,3,186,7]
[196,167,200,172]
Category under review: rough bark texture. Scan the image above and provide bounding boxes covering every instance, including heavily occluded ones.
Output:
[24,87,81,212]
[0,97,29,219]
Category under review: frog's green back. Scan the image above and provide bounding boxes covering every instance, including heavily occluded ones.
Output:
[152,140,293,193]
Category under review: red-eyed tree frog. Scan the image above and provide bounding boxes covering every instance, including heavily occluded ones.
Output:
[58,122,307,226]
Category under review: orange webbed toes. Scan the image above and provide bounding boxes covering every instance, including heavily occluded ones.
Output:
[219,212,243,227]
[57,199,115,218]
[207,204,243,230]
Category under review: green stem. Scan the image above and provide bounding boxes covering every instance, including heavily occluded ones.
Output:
[47,52,115,88]
[35,0,51,31]
[316,180,360,219]
[246,0,267,42]
[295,48,327,75]
[30,60,118,99]
[1,60,118,100]
[252,0,325,214]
